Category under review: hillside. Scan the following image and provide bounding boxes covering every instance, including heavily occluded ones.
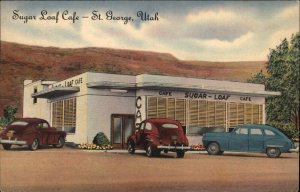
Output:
[0,41,266,117]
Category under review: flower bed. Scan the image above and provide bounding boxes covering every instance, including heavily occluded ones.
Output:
[78,143,113,150]
[190,144,205,151]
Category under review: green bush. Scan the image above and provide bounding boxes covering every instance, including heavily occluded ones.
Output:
[268,121,299,139]
[0,117,8,127]
[0,106,17,127]
[93,132,110,146]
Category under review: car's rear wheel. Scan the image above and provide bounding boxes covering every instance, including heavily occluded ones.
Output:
[53,137,65,148]
[176,150,185,158]
[127,140,135,154]
[146,144,154,157]
[29,138,39,151]
[266,147,281,158]
[2,144,12,150]
[207,142,220,155]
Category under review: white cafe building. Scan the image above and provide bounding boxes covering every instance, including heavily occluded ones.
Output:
[23,72,280,148]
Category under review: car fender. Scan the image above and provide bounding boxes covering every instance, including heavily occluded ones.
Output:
[203,136,229,151]
[22,130,40,144]
[56,131,67,138]
[28,134,41,145]
[127,135,137,144]
[145,134,160,146]
[264,141,291,152]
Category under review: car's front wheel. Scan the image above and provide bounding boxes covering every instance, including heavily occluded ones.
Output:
[207,142,221,155]
[29,138,39,151]
[2,144,12,150]
[53,137,65,148]
[146,144,154,157]
[176,150,185,158]
[127,140,135,154]
[266,147,281,158]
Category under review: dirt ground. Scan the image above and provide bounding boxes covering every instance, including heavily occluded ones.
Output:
[0,146,299,192]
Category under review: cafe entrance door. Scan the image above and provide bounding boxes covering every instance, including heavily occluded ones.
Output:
[111,114,135,149]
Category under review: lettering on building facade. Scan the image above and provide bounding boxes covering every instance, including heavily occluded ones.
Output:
[159,91,172,96]
[240,96,252,101]
[135,96,142,128]
[54,77,83,87]
[156,91,256,103]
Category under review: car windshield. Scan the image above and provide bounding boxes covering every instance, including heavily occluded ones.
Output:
[10,121,29,126]
[156,123,179,129]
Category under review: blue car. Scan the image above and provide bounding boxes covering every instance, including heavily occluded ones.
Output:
[202,124,298,158]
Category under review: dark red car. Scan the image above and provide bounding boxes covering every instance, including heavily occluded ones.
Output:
[127,118,190,158]
[0,118,66,151]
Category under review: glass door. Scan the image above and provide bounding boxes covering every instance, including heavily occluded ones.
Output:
[111,114,135,149]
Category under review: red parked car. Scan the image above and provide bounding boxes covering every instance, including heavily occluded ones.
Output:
[127,118,190,158]
[0,118,66,151]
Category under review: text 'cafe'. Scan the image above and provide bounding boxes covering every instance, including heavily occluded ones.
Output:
[23,72,280,148]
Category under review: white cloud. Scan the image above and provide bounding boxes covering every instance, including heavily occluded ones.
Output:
[1,1,299,62]
[186,9,237,24]
[269,29,298,48]
[183,8,259,42]
[277,4,299,19]
[199,32,255,49]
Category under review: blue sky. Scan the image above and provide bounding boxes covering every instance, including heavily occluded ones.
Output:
[1,1,299,61]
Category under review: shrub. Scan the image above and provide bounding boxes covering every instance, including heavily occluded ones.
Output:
[268,121,299,139]
[93,132,110,146]
[0,106,17,127]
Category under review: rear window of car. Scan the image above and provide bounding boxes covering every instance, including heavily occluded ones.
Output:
[10,121,29,126]
[160,123,179,129]
[264,129,276,136]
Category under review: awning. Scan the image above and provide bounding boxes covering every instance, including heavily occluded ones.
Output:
[84,81,280,97]
[136,82,281,97]
[31,87,80,99]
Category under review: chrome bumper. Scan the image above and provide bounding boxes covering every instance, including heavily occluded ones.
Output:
[289,147,299,153]
[157,145,191,150]
[0,138,27,145]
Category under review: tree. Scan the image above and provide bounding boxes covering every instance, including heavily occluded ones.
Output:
[249,33,300,138]
[0,105,18,127]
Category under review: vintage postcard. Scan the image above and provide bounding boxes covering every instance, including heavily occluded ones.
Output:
[0,1,299,192]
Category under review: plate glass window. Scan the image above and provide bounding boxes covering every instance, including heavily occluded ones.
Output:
[52,98,76,133]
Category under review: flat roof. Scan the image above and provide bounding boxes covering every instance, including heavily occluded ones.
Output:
[31,72,281,98]
[87,81,136,90]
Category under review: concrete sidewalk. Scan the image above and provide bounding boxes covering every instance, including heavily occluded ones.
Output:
[80,149,207,154]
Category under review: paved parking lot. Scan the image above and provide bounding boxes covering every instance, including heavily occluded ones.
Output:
[0,146,299,192]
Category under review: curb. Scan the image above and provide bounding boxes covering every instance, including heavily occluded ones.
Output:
[79,149,208,154]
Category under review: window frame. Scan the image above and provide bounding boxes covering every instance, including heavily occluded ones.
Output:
[52,98,76,134]
[250,128,263,135]
[235,128,248,135]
